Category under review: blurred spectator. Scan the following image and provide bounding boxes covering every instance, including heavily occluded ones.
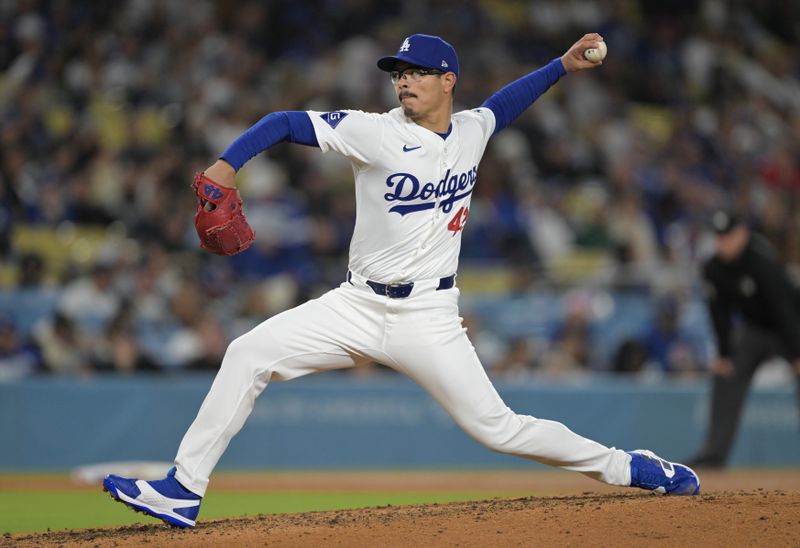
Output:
[611,297,705,378]
[127,245,180,323]
[540,291,595,376]
[58,260,122,337]
[228,181,317,287]
[94,305,158,374]
[34,312,91,376]
[137,279,226,370]
[187,315,227,370]
[492,336,539,381]
[17,252,46,287]
[611,339,648,375]
[605,190,659,289]
[1,253,59,341]
[229,274,301,337]
[0,316,40,380]
[640,297,704,377]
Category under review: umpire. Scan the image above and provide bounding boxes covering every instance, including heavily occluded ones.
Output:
[691,210,800,468]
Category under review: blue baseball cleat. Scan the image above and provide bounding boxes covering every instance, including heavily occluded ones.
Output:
[103,466,202,528]
[628,449,700,496]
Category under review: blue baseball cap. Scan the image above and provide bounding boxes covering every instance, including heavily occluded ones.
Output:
[377,34,459,77]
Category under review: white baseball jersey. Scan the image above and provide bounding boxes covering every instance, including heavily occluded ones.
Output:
[173,105,632,497]
[307,107,496,282]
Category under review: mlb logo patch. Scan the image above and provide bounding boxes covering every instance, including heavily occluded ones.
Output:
[320,111,348,129]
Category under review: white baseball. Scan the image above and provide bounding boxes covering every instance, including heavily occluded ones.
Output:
[584,41,607,62]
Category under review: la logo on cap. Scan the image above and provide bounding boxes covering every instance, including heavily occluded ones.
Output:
[399,37,411,52]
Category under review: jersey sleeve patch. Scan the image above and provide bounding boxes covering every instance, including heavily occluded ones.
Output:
[320,111,349,129]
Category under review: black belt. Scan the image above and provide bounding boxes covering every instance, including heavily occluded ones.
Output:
[347,271,455,299]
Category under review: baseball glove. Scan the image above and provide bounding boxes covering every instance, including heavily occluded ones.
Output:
[191,172,255,256]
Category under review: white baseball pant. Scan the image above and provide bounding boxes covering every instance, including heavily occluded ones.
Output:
[174,277,631,496]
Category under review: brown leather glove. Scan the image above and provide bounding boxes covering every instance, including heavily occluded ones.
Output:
[191,172,255,256]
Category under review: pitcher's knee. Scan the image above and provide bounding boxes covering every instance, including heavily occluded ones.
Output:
[481,431,519,454]
[220,332,273,376]
[466,415,526,454]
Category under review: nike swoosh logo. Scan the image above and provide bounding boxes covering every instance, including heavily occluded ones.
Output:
[403,145,422,152]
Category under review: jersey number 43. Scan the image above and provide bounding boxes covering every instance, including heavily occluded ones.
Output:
[448,206,469,236]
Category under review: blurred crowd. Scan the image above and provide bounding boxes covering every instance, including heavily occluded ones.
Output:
[0,0,798,381]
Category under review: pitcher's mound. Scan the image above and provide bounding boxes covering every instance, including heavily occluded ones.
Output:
[8,490,799,547]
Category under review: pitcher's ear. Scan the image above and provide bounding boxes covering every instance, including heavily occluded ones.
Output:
[443,72,457,93]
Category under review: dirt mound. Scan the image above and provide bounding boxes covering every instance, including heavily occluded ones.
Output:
[6,490,799,547]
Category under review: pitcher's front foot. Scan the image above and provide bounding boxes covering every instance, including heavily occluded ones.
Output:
[628,449,700,496]
[103,466,202,528]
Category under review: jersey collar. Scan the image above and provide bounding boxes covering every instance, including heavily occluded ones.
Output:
[435,124,453,140]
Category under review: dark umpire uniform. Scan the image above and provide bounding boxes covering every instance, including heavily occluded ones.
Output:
[691,211,800,468]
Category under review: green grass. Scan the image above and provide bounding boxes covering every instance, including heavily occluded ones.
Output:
[0,490,525,534]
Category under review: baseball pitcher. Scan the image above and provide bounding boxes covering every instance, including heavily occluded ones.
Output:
[104,33,699,528]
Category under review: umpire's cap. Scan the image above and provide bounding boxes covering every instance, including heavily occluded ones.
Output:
[377,34,459,77]
[710,210,743,235]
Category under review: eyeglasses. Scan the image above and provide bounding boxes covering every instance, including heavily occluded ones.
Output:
[390,67,445,84]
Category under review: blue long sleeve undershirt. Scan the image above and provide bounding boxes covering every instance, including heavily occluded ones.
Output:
[481,57,566,135]
[221,57,565,170]
[220,111,318,171]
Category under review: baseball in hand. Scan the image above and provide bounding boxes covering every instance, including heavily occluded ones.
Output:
[584,41,607,62]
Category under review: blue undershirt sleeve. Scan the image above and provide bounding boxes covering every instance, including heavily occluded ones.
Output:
[481,58,567,135]
[220,111,319,171]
